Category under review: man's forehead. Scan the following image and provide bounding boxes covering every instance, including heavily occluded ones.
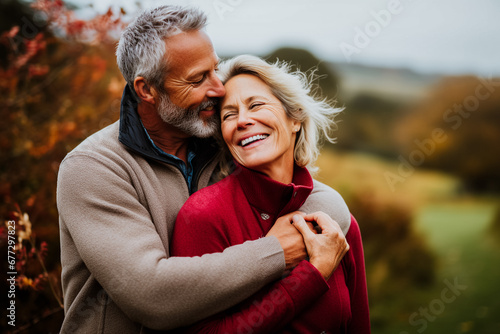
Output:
[165,30,212,49]
[164,30,217,77]
[185,55,219,75]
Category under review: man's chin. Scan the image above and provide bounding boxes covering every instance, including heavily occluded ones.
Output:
[183,120,218,138]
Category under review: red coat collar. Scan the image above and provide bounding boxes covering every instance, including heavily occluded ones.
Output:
[233,163,313,218]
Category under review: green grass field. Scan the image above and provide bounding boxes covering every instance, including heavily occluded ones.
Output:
[376,200,500,334]
[400,200,500,334]
[317,150,500,334]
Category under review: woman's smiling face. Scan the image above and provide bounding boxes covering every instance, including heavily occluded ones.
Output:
[220,74,300,182]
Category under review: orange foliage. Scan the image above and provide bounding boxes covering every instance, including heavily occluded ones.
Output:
[0,0,128,331]
[29,121,78,157]
[32,0,126,43]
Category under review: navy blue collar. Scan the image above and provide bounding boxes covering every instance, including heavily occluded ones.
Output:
[118,85,219,193]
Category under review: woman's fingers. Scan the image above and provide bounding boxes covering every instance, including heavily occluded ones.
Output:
[303,211,341,234]
[294,211,350,280]
[307,222,319,234]
[291,214,316,240]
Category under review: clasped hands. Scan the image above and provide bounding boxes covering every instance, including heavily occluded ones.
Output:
[266,211,349,281]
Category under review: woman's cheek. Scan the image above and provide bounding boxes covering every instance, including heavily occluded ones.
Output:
[230,148,245,166]
[221,124,232,145]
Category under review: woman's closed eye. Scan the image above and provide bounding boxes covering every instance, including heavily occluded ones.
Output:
[222,111,237,121]
[250,102,264,109]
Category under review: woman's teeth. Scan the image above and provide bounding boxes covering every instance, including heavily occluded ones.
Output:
[240,134,269,147]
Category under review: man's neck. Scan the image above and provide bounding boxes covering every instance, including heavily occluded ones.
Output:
[138,103,190,162]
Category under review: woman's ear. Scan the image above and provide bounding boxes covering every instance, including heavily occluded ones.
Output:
[134,77,157,105]
[292,120,302,133]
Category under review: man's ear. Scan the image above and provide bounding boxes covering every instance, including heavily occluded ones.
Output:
[134,77,157,105]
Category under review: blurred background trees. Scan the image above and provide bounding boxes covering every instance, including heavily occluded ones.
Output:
[395,76,500,192]
[1,0,499,333]
[1,0,125,331]
[266,46,340,100]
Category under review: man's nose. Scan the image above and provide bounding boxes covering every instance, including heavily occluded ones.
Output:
[206,74,225,98]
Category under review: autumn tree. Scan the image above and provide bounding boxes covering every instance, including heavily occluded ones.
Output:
[1,0,127,332]
[394,76,500,192]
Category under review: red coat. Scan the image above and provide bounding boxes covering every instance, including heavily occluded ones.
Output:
[171,164,370,333]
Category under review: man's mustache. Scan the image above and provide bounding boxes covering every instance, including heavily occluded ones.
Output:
[193,98,218,114]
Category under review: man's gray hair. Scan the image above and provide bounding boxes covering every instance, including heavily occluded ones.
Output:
[116,5,207,98]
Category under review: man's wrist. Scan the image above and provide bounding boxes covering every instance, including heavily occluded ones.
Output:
[254,236,286,277]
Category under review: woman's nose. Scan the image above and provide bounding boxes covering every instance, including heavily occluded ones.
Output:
[237,110,254,130]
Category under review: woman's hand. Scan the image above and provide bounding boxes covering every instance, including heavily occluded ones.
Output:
[266,211,310,271]
[291,211,350,281]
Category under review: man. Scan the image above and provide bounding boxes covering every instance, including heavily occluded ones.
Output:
[57,5,351,333]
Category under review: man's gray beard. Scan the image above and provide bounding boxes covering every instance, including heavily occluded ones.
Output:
[157,93,219,138]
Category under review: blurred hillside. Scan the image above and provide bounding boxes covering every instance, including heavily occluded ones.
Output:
[332,62,439,102]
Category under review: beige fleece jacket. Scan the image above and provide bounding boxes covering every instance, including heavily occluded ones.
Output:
[57,121,350,333]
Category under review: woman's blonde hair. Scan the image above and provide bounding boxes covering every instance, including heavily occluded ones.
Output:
[217,55,342,173]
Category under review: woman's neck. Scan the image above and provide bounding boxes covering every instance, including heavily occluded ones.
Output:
[257,155,295,184]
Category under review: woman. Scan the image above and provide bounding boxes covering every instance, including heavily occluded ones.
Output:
[171,55,370,333]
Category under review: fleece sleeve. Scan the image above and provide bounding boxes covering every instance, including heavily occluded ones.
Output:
[57,154,285,330]
[170,203,330,334]
[300,179,351,236]
[345,215,371,333]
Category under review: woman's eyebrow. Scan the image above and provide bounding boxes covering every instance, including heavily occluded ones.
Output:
[246,95,268,103]
[221,95,269,112]
[221,104,237,112]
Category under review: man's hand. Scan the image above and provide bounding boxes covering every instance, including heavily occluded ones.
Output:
[266,211,309,271]
[291,211,349,281]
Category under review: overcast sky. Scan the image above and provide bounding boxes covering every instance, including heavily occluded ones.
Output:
[75,0,500,76]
